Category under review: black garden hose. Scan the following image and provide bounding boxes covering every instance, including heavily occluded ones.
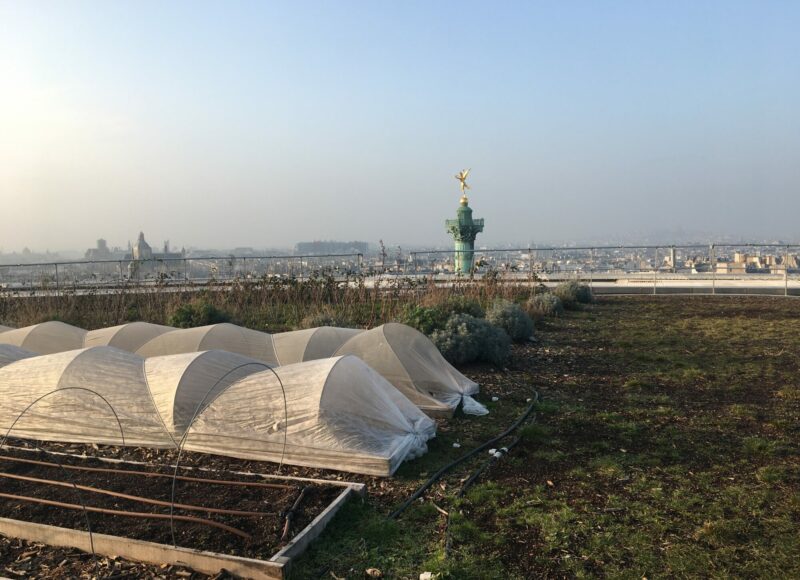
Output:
[389,390,539,519]
[444,435,526,556]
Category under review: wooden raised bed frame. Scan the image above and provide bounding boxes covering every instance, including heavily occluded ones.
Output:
[0,448,365,579]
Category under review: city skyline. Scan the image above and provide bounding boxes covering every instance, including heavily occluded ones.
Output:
[1,1,799,251]
[3,224,800,258]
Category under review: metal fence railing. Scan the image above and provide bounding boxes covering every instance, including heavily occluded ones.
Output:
[1,244,799,297]
[0,252,365,294]
[404,244,800,296]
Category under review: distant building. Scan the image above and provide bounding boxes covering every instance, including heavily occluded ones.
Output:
[0,248,61,265]
[85,239,113,260]
[84,238,128,261]
[715,261,747,274]
[663,247,677,271]
[725,251,790,274]
[131,232,153,261]
[294,241,368,255]
[125,233,183,262]
[124,232,185,278]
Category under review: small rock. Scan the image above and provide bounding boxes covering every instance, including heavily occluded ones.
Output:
[366,568,382,578]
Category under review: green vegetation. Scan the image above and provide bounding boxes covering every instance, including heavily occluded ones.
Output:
[431,313,511,366]
[485,298,534,342]
[167,295,230,328]
[298,308,353,329]
[553,280,593,309]
[294,296,800,578]
[403,296,529,365]
[0,275,514,332]
[402,297,485,336]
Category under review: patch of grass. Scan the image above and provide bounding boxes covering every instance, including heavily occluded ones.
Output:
[518,423,550,444]
[621,377,646,389]
[292,500,440,578]
[588,455,624,478]
[533,400,559,415]
[728,403,758,420]
[464,482,506,506]
[756,464,798,484]
[776,385,800,401]
[742,436,779,458]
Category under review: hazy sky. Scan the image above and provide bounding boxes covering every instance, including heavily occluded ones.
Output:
[1,1,798,252]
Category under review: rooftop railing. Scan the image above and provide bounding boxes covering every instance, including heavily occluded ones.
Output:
[1,243,798,297]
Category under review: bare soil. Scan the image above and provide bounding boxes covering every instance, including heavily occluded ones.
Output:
[0,444,342,577]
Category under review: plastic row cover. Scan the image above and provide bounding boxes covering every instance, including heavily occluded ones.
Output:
[0,321,173,354]
[333,324,486,416]
[0,345,36,368]
[0,321,86,354]
[0,347,435,476]
[0,321,486,416]
[139,323,486,416]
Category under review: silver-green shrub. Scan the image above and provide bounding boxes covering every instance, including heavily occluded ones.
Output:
[526,293,564,320]
[401,296,484,336]
[486,299,535,342]
[431,313,511,366]
[553,281,593,309]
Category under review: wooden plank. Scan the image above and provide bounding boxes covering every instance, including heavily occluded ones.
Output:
[272,486,359,562]
[0,517,286,579]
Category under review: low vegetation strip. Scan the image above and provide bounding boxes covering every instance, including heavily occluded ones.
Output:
[0,275,539,333]
[292,296,800,579]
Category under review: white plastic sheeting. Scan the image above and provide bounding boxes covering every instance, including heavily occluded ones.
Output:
[335,324,488,416]
[0,325,13,333]
[0,345,36,368]
[144,350,270,435]
[84,322,173,352]
[184,356,435,475]
[0,347,435,476]
[272,324,485,416]
[273,327,363,364]
[0,321,87,354]
[0,347,174,447]
[136,323,279,365]
[2,321,484,416]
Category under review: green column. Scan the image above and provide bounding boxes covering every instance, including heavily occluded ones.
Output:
[446,196,485,274]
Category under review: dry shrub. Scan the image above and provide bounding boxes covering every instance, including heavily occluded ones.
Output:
[526,293,564,320]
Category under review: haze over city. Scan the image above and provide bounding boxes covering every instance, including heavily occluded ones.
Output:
[1,1,799,253]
